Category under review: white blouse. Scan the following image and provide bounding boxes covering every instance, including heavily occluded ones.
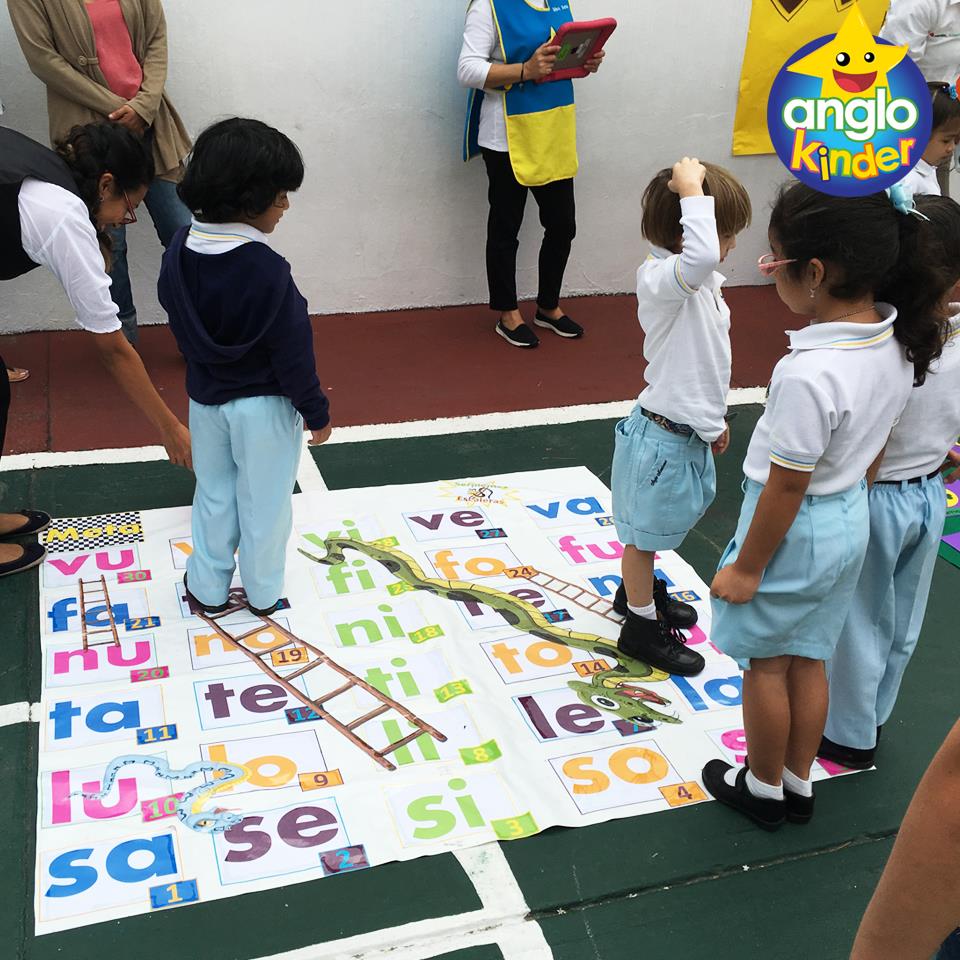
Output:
[457,0,549,153]
[17,178,121,334]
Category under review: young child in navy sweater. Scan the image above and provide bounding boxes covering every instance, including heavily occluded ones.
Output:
[159,118,331,616]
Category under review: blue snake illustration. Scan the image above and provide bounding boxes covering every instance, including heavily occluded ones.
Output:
[73,756,249,833]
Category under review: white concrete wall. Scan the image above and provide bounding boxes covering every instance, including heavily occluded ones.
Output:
[0,0,785,333]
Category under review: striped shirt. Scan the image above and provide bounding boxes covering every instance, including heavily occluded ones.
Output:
[743,307,914,495]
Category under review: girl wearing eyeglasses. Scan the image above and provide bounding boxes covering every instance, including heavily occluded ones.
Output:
[0,121,191,579]
[703,184,947,830]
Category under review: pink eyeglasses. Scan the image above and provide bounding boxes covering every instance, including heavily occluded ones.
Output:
[758,253,797,277]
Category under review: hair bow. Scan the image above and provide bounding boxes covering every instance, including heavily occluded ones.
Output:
[950,82,958,100]
[886,183,931,221]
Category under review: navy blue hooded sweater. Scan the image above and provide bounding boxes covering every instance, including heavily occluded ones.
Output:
[158,227,330,430]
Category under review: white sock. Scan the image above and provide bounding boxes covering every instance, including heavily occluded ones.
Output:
[745,769,783,800]
[781,767,813,797]
[723,765,741,788]
[627,600,657,620]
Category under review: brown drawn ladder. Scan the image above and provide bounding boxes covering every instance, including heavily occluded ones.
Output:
[186,594,447,772]
[78,576,121,650]
[508,567,623,625]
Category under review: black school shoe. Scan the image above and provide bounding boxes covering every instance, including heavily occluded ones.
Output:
[534,310,583,338]
[495,320,539,348]
[0,509,51,541]
[816,735,875,770]
[248,600,281,617]
[702,760,786,831]
[612,579,698,628]
[0,542,46,579]
[784,787,815,824]
[183,573,231,615]
[617,610,705,676]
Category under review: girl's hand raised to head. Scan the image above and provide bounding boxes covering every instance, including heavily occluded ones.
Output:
[710,563,761,605]
[668,157,707,199]
[524,41,561,80]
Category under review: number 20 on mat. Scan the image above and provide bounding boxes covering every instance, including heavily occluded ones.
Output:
[549,740,682,815]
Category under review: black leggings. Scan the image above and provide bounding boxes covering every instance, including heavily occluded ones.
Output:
[482,148,576,313]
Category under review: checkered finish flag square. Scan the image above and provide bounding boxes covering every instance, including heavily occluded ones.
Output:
[41,512,145,554]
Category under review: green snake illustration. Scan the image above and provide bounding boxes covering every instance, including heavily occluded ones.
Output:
[300,537,679,727]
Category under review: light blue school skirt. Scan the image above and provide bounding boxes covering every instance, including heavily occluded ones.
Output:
[711,477,870,669]
[611,406,716,551]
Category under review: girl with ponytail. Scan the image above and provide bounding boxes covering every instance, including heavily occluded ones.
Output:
[700,182,942,831]
[824,193,960,771]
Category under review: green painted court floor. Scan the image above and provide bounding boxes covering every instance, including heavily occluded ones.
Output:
[1,406,957,959]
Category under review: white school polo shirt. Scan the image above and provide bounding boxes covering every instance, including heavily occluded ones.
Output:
[898,158,942,197]
[743,306,914,495]
[879,312,960,480]
[636,195,730,443]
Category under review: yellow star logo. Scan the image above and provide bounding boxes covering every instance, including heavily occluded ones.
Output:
[787,4,907,101]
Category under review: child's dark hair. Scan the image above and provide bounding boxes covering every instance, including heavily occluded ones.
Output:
[880,192,960,341]
[770,182,947,384]
[928,82,960,131]
[642,162,752,249]
[178,118,304,222]
[54,122,154,223]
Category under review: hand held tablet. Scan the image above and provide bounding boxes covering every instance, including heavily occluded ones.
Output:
[539,18,617,83]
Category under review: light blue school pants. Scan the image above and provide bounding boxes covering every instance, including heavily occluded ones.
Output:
[825,475,946,749]
[187,396,302,610]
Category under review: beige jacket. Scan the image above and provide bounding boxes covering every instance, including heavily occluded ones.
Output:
[7,0,191,178]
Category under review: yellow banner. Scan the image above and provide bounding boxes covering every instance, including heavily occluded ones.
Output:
[733,0,890,156]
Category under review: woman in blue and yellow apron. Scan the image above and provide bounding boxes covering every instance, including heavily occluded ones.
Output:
[458,0,604,348]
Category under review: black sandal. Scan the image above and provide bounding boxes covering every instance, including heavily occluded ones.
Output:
[0,510,52,541]
[0,543,46,579]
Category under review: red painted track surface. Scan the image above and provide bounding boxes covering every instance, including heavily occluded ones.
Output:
[1,287,790,455]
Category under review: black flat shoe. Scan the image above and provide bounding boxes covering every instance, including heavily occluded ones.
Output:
[784,787,815,824]
[248,600,281,617]
[0,542,46,579]
[0,509,51,541]
[183,573,231,615]
[817,735,875,770]
[612,579,698,628]
[495,320,539,348]
[534,310,583,338]
[617,610,705,676]
[702,760,786,831]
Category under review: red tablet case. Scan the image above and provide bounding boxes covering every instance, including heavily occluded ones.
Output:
[539,18,617,83]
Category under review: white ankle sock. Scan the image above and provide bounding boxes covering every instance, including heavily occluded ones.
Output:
[627,600,657,620]
[723,765,741,788]
[781,767,813,797]
[745,769,784,800]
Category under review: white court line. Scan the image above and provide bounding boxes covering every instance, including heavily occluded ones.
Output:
[296,433,329,493]
[247,845,551,960]
[0,702,40,727]
[1,690,554,959]
[0,388,767,473]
